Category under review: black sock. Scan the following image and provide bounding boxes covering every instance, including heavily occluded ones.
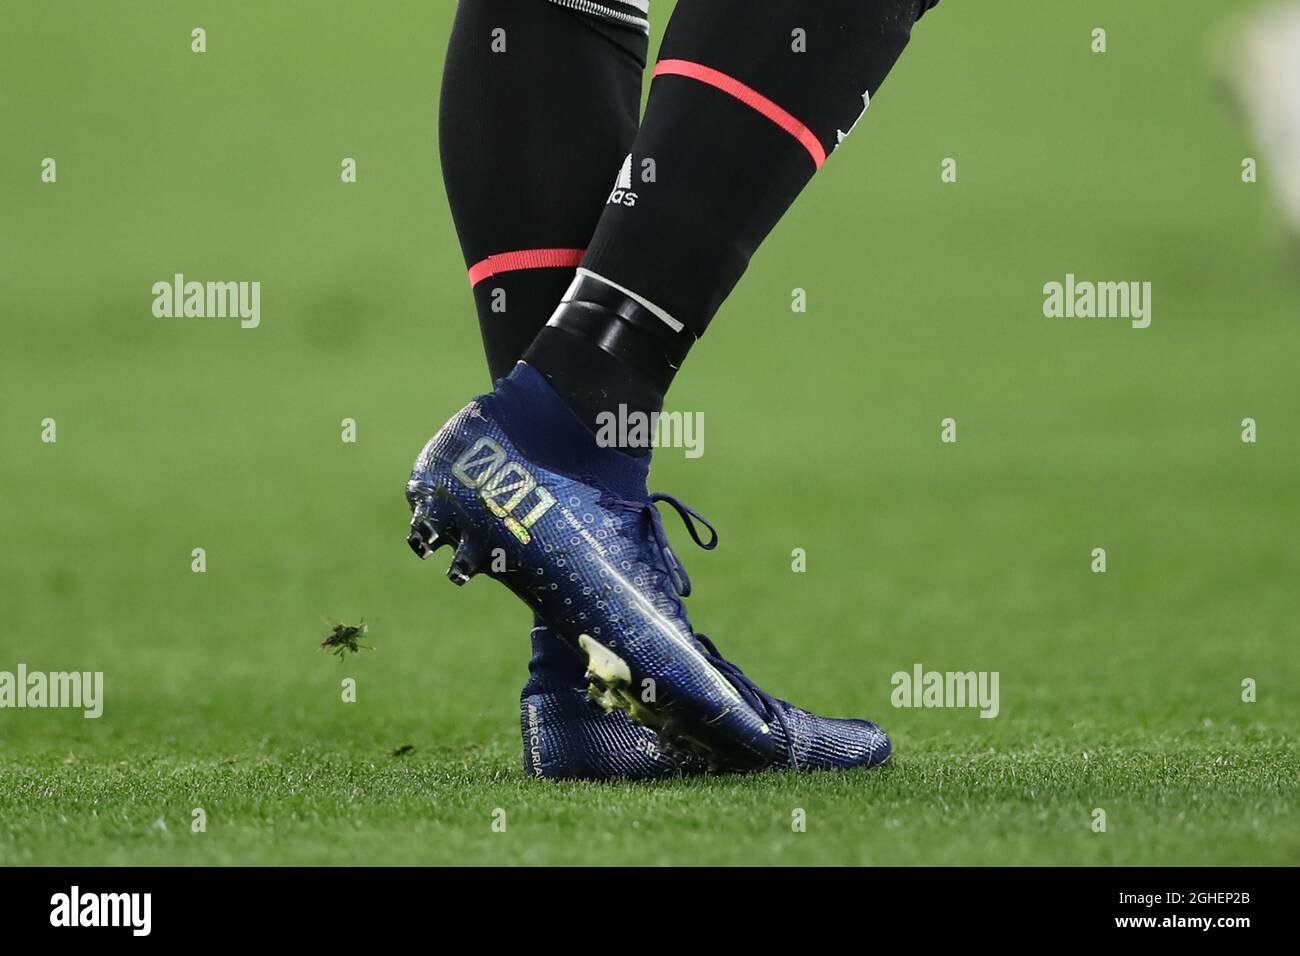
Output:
[526,0,933,434]
[439,0,647,380]
[440,1,648,636]
[581,0,934,336]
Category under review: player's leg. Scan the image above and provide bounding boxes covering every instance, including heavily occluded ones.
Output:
[411,0,936,770]
[439,0,646,380]
[524,0,937,431]
[439,0,693,779]
[517,0,928,769]
[520,0,931,769]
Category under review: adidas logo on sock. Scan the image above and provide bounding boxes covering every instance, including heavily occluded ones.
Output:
[606,153,638,207]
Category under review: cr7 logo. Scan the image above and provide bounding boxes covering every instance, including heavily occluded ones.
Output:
[451,437,556,544]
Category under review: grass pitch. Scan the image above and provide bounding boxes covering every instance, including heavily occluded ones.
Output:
[2,0,1298,865]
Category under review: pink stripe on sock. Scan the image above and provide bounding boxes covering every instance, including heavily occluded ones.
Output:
[653,58,826,169]
[467,248,585,286]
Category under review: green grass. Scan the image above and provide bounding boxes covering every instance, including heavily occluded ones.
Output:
[2,0,1298,866]
[4,736,1297,866]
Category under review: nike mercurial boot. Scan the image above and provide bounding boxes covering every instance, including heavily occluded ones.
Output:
[407,362,780,770]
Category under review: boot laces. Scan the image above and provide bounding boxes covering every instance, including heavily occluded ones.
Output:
[614,492,798,768]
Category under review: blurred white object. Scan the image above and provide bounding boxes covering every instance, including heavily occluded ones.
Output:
[1228,2,1300,236]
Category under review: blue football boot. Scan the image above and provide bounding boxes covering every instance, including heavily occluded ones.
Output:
[520,623,705,780]
[405,362,781,770]
[521,624,889,776]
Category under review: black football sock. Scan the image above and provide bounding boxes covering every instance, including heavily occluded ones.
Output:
[439,0,647,381]
[526,0,936,434]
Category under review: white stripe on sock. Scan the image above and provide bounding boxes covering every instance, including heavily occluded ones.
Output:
[563,267,685,334]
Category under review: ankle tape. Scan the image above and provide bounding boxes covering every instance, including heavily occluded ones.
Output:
[546,271,696,374]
